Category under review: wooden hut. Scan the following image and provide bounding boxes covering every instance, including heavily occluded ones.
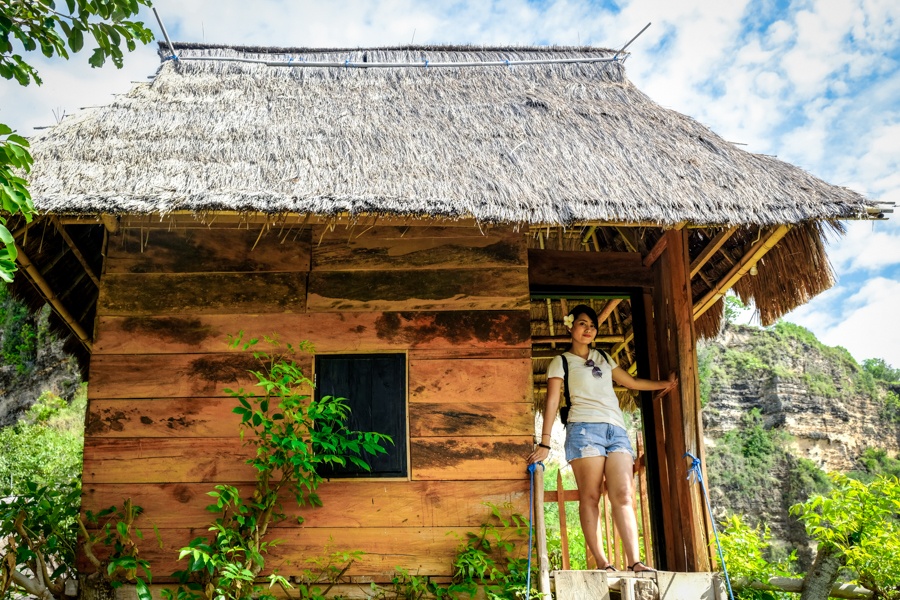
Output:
[9,44,886,587]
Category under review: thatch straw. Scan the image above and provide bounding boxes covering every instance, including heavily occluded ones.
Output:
[26,44,873,226]
[733,220,842,326]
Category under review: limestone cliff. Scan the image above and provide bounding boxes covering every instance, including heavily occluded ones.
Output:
[700,321,900,565]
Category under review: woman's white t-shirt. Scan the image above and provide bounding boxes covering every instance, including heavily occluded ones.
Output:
[547,349,625,429]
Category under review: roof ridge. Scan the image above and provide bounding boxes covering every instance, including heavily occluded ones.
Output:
[161,41,619,54]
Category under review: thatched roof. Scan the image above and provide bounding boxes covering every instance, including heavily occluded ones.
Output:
[27,44,873,225]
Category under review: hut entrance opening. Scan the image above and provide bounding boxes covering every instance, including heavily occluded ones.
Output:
[529,289,664,571]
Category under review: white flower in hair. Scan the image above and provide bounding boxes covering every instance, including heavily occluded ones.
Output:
[563,314,574,329]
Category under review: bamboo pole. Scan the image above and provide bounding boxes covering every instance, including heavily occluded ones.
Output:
[532,463,551,599]
[596,299,622,329]
[689,226,738,277]
[14,243,92,352]
[556,469,570,571]
[693,225,791,320]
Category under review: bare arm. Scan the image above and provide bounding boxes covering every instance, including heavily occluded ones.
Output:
[611,368,677,395]
[527,377,562,464]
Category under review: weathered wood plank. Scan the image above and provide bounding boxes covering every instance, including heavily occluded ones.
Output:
[553,570,611,600]
[408,358,533,404]
[85,398,243,437]
[311,226,526,271]
[409,437,532,480]
[94,311,532,354]
[98,272,308,316]
[84,436,532,484]
[89,353,312,399]
[307,269,529,312]
[106,228,311,274]
[528,249,653,290]
[82,480,527,529]
[409,403,532,437]
[408,348,531,360]
[82,438,256,484]
[83,526,520,579]
[84,397,534,455]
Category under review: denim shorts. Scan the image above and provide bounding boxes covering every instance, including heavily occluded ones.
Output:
[564,422,635,462]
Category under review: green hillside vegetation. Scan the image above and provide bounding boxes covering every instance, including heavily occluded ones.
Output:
[0,282,40,375]
[0,387,86,493]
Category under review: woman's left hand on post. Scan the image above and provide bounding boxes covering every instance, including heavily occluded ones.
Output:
[528,444,550,464]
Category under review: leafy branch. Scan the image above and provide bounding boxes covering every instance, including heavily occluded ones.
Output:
[164,334,392,600]
[0,0,154,281]
[0,481,154,600]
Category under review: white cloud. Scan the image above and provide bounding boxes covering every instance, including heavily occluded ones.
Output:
[2,0,898,365]
[790,277,900,367]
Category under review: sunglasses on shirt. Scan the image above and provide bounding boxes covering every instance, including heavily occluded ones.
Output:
[585,359,603,379]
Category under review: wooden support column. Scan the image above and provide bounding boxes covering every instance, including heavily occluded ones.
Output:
[650,229,710,572]
[642,289,676,569]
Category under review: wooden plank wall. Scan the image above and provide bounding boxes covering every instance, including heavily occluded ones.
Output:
[83,224,534,580]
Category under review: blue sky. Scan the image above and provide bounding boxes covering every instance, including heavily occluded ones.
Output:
[2,0,898,366]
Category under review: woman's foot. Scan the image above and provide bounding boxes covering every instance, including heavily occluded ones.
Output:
[601,564,617,572]
[627,561,656,573]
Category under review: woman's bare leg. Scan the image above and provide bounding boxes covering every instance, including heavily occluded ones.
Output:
[604,451,650,571]
[569,456,611,568]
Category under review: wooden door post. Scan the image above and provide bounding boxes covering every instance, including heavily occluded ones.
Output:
[650,229,711,571]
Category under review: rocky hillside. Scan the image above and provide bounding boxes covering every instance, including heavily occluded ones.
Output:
[0,284,81,426]
[701,321,900,566]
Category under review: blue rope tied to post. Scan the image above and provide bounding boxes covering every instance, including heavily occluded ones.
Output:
[684,453,735,600]
[526,461,543,600]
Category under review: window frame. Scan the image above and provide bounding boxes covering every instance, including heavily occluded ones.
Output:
[313,351,410,481]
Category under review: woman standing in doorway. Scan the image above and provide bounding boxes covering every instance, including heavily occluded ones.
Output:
[527,304,676,573]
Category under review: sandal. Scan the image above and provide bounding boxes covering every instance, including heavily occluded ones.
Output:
[601,564,617,572]
[627,561,656,573]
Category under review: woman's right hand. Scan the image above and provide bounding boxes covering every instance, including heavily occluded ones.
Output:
[527,445,550,464]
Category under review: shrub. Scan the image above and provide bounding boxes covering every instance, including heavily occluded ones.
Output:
[717,514,796,600]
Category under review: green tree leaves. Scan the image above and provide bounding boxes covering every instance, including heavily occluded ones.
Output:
[791,474,900,599]
[165,335,392,600]
[0,0,154,281]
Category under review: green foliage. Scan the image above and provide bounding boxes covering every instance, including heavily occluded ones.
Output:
[0,480,80,598]
[801,370,839,399]
[164,334,392,600]
[785,457,831,508]
[0,282,39,373]
[378,503,535,600]
[878,391,900,425]
[0,125,32,282]
[0,388,85,492]
[0,0,154,281]
[724,294,748,324]
[717,514,796,600]
[707,409,785,500]
[720,347,767,373]
[849,448,900,483]
[81,500,155,600]
[0,481,152,600]
[445,503,535,600]
[862,358,900,383]
[292,547,364,600]
[791,473,900,599]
